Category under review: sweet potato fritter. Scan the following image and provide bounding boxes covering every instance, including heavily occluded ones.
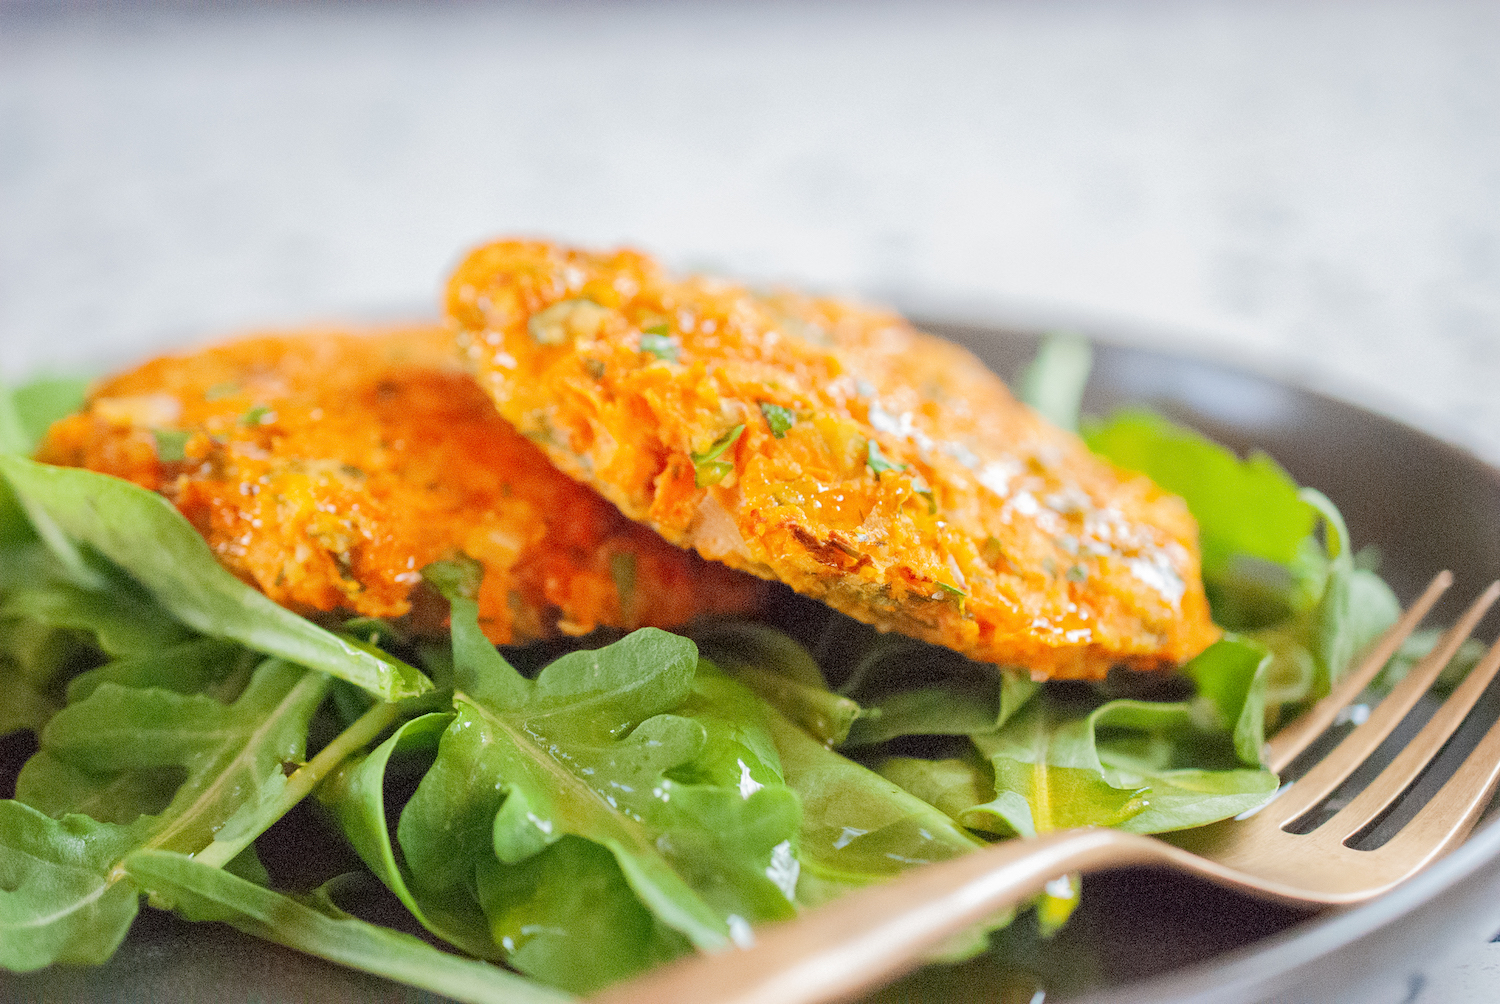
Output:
[448,241,1220,679]
[35,326,766,644]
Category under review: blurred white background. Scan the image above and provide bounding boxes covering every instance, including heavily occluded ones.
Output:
[2,0,1498,456]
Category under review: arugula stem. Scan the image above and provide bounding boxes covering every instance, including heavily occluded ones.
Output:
[193,697,405,869]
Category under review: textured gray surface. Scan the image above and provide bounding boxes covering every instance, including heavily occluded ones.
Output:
[3,1,1500,999]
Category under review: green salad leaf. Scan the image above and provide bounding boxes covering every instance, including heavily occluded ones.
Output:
[763,705,983,906]
[0,376,89,457]
[122,850,574,1004]
[1248,518,1400,715]
[0,615,80,736]
[0,803,140,970]
[695,621,864,745]
[0,646,332,971]
[1083,409,1315,580]
[1,546,192,659]
[836,634,1038,746]
[16,657,330,847]
[1184,636,1276,767]
[1018,331,1092,431]
[379,602,802,990]
[320,711,499,961]
[965,692,1279,838]
[0,455,431,701]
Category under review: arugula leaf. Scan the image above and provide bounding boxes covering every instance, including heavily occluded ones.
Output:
[837,634,1038,746]
[695,622,864,745]
[1083,409,1316,579]
[0,456,431,701]
[876,753,996,824]
[0,377,89,457]
[966,694,1279,838]
[475,836,692,993]
[1,557,192,658]
[16,658,330,844]
[0,674,59,738]
[0,615,85,736]
[122,850,573,1004]
[1018,331,1092,432]
[1245,491,1399,716]
[319,711,500,961]
[65,637,250,703]
[325,682,697,993]
[0,803,139,970]
[1184,636,1275,767]
[761,706,982,907]
[1,644,412,973]
[394,616,801,976]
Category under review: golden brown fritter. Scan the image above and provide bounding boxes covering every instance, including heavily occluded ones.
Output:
[35,326,766,644]
[448,241,1219,679]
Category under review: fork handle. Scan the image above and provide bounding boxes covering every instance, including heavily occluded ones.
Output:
[589,828,1169,1004]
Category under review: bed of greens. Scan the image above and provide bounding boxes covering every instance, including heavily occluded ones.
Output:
[0,337,1449,1002]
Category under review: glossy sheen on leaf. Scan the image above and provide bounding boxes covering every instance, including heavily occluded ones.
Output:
[475,835,690,994]
[394,623,800,980]
[763,706,982,908]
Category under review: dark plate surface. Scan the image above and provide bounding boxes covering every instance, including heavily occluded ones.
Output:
[5,322,1500,1004]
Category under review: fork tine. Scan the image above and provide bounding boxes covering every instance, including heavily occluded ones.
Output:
[1265,580,1500,825]
[1320,628,1500,844]
[1263,570,1452,774]
[1371,704,1500,869]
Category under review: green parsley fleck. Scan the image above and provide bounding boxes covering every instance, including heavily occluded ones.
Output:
[759,402,796,438]
[242,405,273,426]
[204,381,240,401]
[866,439,907,476]
[152,428,191,462]
[935,580,968,615]
[690,424,745,487]
[639,332,680,363]
[1066,564,1089,583]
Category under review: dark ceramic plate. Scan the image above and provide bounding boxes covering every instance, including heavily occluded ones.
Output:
[5,323,1500,1004]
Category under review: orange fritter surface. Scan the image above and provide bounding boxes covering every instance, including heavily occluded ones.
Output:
[448,241,1220,679]
[35,326,766,644]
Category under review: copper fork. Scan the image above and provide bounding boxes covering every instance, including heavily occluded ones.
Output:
[592,571,1500,1004]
